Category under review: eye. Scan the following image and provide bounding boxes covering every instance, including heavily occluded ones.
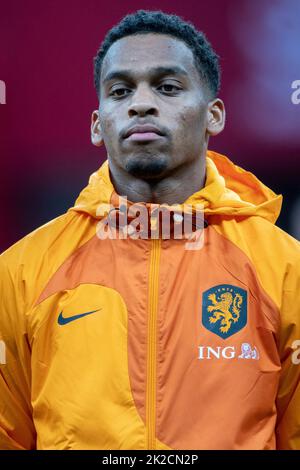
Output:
[158,83,182,94]
[109,87,131,98]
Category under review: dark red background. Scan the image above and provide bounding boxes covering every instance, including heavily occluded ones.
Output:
[1,0,300,252]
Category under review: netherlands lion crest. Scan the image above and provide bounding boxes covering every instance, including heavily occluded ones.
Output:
[202,285,247,339]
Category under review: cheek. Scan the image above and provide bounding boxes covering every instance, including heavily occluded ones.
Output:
[99,107,117,135]
[176,108,206,142]
[101,117,115,136]
[99,114,120,153]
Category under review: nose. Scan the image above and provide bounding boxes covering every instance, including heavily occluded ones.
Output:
[128,84,159,118]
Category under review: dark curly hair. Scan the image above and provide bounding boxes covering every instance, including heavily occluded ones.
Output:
[93,9,221,100]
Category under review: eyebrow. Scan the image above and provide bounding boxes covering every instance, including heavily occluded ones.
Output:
[102,65,189,85]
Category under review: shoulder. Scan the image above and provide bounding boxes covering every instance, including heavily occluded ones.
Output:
[0,209,94,310]
[1,211,75,268]
[237,215,300,267]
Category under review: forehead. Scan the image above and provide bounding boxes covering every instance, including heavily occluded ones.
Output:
[100,33,200,83]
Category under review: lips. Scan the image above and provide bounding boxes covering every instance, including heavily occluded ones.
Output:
[125,132,164,142]
[124,125,164,139]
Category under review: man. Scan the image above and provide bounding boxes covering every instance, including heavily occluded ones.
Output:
[0,9,299,450]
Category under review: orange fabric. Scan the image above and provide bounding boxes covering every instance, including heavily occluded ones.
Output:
[0,150,299,450]
[33,224,281,449]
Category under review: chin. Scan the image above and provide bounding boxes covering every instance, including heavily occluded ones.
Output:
[125,154,169,180]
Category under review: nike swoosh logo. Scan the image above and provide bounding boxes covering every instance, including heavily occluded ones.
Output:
[57,309,101,325]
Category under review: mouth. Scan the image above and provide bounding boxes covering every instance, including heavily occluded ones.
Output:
[123,124,166,142]
[125,132,164,142]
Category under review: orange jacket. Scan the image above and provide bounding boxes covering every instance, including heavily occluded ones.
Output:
[0,150,299,450]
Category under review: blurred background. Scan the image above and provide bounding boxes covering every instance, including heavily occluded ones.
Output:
[0,0,299,252]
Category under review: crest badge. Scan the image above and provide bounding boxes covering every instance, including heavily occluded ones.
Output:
[202,284,247,339]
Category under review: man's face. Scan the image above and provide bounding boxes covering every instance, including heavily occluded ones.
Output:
[91,33,220,180]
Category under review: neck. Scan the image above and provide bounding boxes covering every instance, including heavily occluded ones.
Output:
[108,153,207,205]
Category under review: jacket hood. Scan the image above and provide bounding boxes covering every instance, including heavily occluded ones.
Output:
[70,150,282,224]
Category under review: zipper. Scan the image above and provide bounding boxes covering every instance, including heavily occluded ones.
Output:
[146,237,161,449]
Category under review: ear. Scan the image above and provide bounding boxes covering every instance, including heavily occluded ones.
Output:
[206,98,226,137]
[91,109,103,147]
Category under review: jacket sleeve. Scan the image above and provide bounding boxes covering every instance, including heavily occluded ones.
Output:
[0,255,36,450]
[276,256,300,450]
